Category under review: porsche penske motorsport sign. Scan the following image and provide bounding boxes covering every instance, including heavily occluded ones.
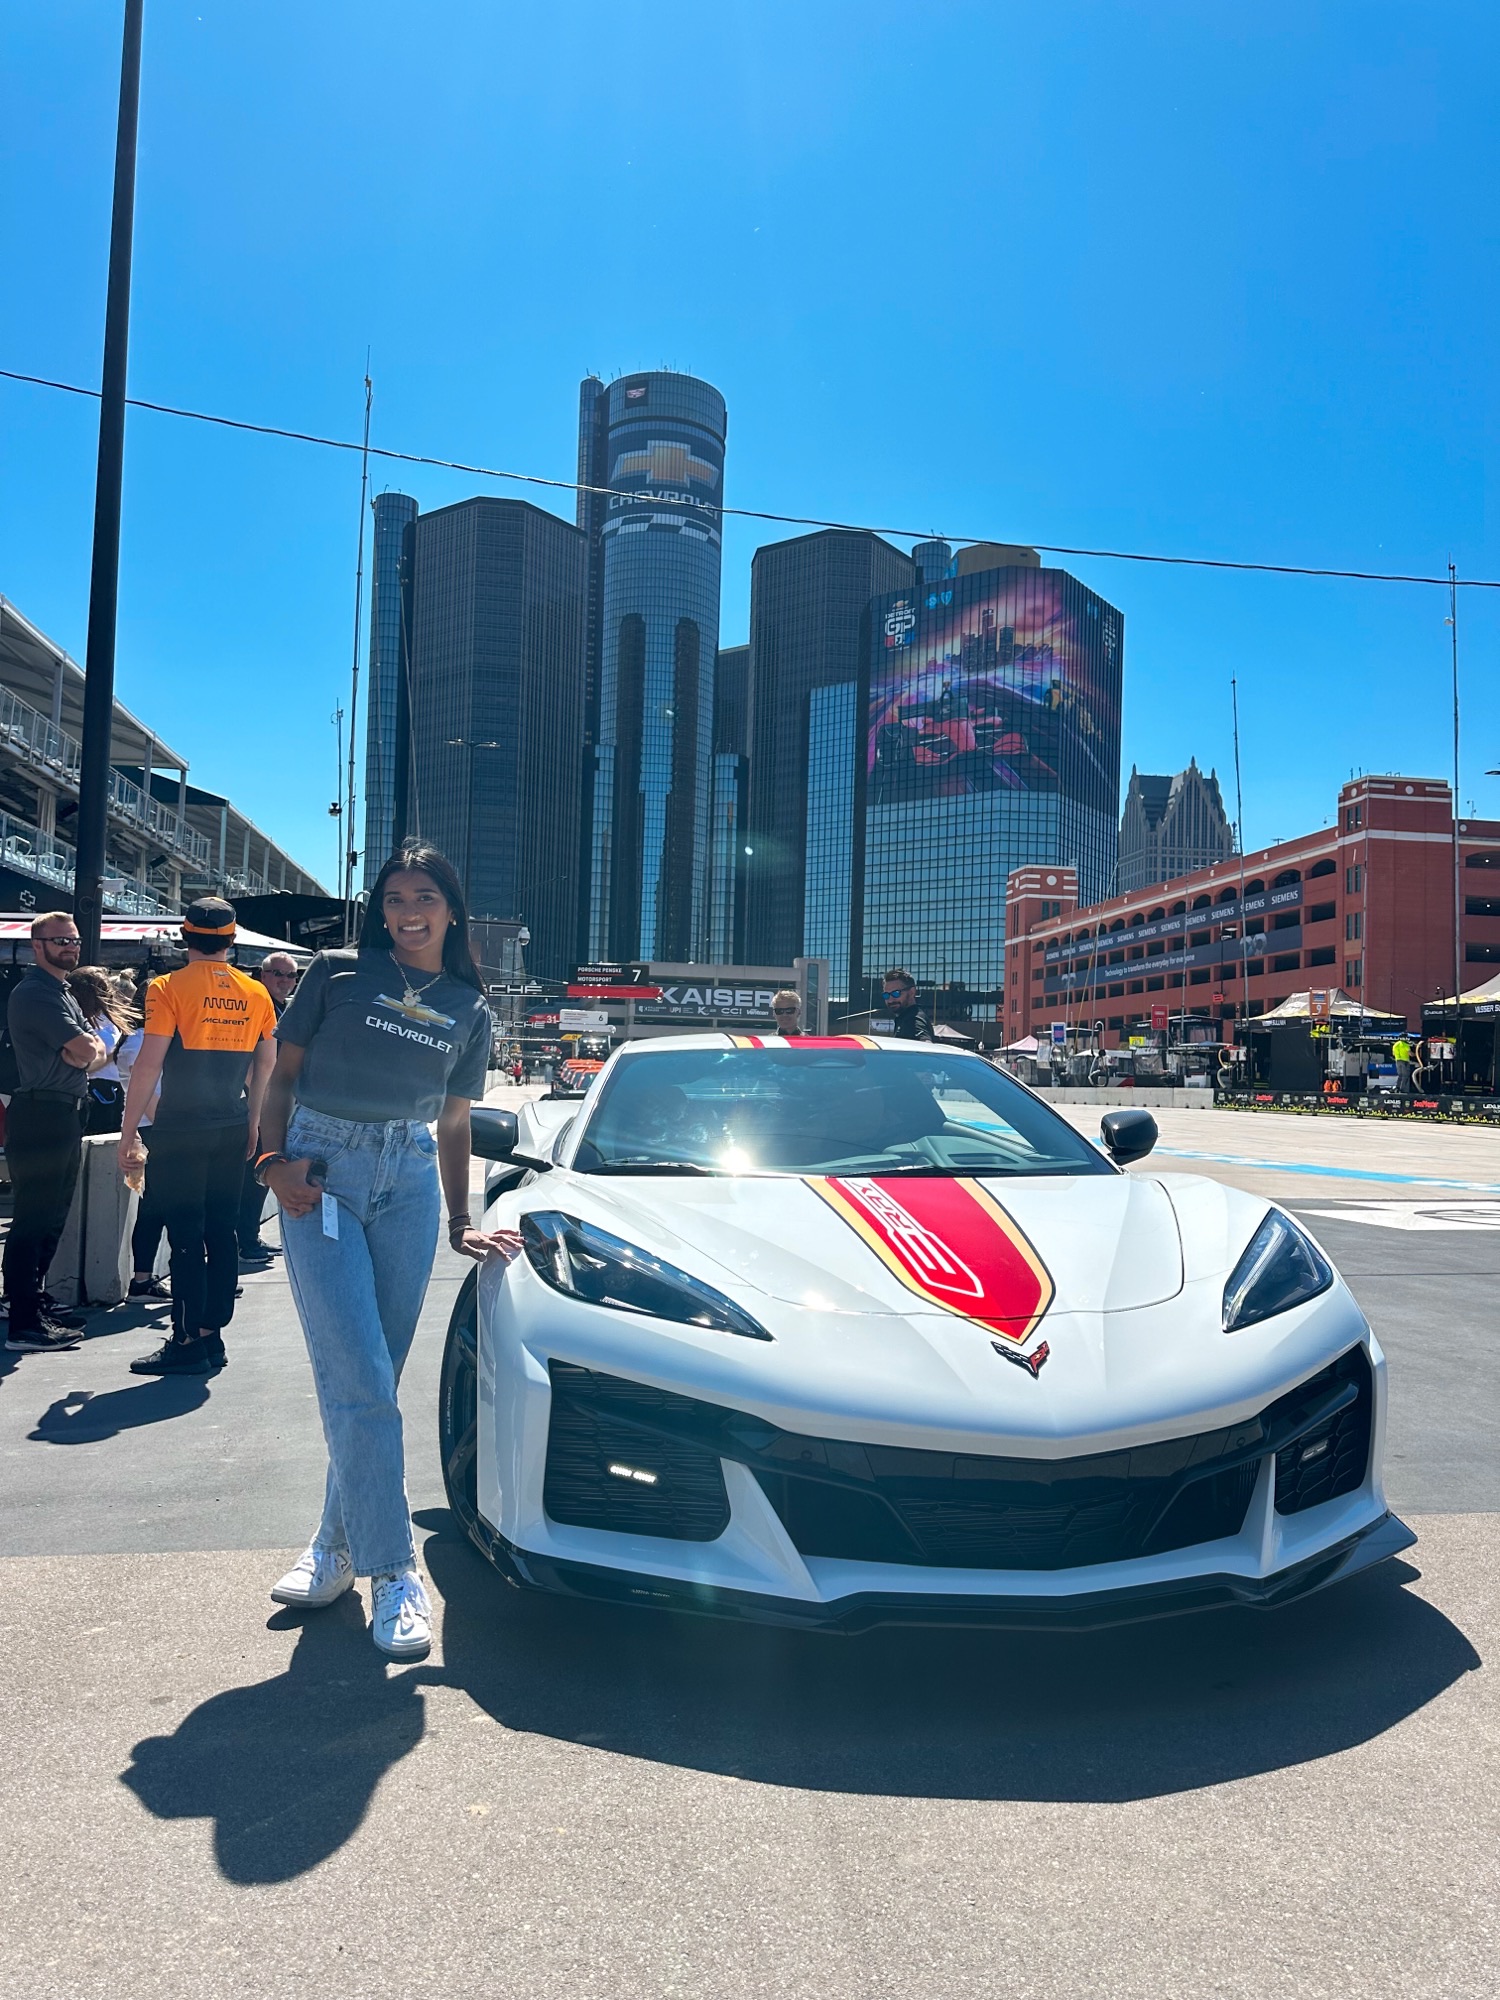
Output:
[807,1174,1054,1346]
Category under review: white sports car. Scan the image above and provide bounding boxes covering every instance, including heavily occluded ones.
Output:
[441,1034,1413,1631]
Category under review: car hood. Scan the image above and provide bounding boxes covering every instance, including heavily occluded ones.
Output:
[547,1170,1184,1326]
[499,1170,1358,1453]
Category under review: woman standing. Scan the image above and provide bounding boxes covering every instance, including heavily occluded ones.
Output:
[116,982,170,1299]
[68,966,134,1134]
[254,845,518,1659]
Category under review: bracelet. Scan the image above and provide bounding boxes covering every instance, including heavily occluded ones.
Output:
[447,1212,472,1237]
[254,1152,289,1187]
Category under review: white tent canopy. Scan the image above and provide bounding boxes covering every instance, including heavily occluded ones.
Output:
[1429,970,1500,1010]
[0,917,312,966]
[1258,988,1403,1022]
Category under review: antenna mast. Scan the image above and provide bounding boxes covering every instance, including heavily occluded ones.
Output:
[343,362,373,939]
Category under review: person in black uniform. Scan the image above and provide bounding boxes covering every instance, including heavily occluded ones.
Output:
[3,912,105,1352]
[881,968,935,1041]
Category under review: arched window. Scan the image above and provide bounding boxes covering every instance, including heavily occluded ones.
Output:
[1308,858,1336,878]
[1216,887,1236,904]
[1193,894,1212,908]
[1466,852,1500,870]
[1273,868,1301,888]
[1171,900,1187,915]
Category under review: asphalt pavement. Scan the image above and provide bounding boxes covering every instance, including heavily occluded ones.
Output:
[0,1091,1495,1998]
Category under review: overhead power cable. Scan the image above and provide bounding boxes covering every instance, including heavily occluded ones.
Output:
[4,364,1496,591]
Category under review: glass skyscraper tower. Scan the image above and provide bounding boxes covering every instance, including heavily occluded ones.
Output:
[577,371,726,963]
[362,489,418,889]
[742,529,914,982]
[403,496,588,982]
[856,547,1123,1015]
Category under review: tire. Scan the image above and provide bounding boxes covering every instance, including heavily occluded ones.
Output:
[438,1268,484,1549]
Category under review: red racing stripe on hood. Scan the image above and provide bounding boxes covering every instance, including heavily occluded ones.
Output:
[806,1175,1054,1343]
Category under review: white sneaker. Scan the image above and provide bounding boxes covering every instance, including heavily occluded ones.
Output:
[270,1545,355,1609]
[371,1567,432,1659]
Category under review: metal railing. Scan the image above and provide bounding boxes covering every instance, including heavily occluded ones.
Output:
[0,682,211,870]
[0,806,173,917]
[182,865,273,900]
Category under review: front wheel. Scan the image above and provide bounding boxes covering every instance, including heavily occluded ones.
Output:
[438,1268,483,1547]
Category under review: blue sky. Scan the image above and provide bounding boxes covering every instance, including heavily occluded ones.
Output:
[3,1,1497,887]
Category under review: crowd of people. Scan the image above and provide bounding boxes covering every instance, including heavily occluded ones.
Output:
[1,845,520,1662]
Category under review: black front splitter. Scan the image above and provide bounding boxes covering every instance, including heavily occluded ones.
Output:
[468,1511,1417,1635]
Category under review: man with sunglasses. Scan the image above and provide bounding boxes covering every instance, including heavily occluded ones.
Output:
[3,912,106,1352]
[769,990,804,1038]
[880,967,935,1041]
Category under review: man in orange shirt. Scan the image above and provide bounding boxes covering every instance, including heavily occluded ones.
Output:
[119,899,277,1373]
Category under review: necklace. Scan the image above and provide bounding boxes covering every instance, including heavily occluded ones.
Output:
[389,952,445,1008]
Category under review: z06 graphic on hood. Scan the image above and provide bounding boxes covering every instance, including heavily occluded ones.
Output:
[806,1175,1054,1344]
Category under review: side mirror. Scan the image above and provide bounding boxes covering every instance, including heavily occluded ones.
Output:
[1101,1108,1158,1165]
[469,1106,518,1161]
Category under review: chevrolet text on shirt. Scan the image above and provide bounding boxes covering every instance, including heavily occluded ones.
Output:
[275,949,491,1123]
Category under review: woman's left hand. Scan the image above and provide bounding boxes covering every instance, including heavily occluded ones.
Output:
[451,1226,525,1264]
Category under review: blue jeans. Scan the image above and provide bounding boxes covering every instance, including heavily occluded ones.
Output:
[281,1106,441,1576]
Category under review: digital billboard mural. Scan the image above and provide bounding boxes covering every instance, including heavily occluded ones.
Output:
[866,567,1122,818]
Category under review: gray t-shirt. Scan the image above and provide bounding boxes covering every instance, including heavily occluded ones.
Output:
[8,967,91,1097]
[277,949,491,1123]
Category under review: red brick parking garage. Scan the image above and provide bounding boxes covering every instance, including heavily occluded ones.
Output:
[1005,775,1500,1050]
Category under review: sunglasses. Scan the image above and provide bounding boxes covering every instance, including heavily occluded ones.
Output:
[772,1006,799,1016]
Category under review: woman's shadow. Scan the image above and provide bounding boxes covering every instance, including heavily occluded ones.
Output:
[120,1590,428,1884]
[120,1509,1481,1885]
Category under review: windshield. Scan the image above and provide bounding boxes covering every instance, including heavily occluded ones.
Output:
[572,1045,1114,1178]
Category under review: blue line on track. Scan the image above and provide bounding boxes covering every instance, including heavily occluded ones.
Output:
[1154,1146,1500,1193]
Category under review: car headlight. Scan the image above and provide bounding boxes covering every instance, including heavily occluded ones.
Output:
[1222,1210,1334,1333]
[520,1210,772,1341]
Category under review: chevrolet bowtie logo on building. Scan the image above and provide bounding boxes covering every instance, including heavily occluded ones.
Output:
[612,441,721,490]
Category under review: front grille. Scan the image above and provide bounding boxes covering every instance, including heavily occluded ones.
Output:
[543,1362,730,1541]
[755,1444,1260,1571]
[541,1349,1372,1568]
[1271,1347,1372,1514]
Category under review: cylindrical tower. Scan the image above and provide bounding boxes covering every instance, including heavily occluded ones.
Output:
[587,371,726,962]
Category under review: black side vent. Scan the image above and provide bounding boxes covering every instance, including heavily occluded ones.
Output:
[543,1362,730,1542]
[1271,1347,1373,1515]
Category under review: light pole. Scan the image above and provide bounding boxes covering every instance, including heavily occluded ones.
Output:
[75,0,145,958]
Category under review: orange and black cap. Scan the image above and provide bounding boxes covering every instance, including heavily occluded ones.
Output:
[180,895,237,942]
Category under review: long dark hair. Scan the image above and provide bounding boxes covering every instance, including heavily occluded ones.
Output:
[359,843,482,991]
[69,966,138,1032]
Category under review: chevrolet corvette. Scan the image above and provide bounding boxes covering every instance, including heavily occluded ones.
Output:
[440,1035,1413,1630]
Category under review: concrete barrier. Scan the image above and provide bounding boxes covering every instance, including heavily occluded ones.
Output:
[1033,1085,1219,1109]
[47,1134,141,1308]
